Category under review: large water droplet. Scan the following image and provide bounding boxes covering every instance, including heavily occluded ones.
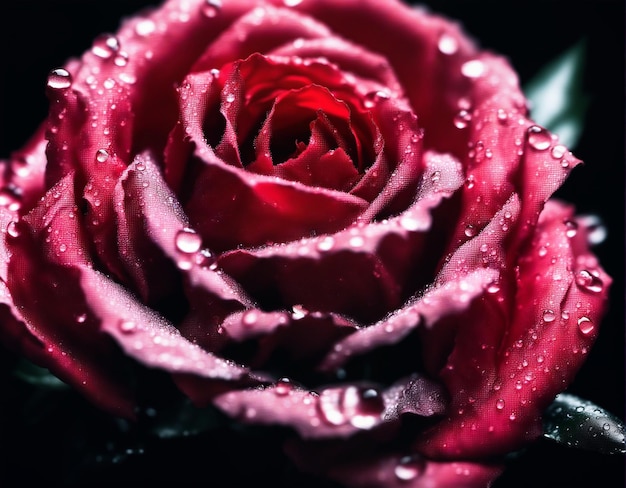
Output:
[542,310,556,323]
[6,221,20,238]
[461,59,485,78]
[496,398,505,410]
[394,455,425,481]
[577,316,595,335]
[201,0,222,18]
[92,34,120,59]
[527,125,552,151]
[438,33,458,55]
[275,377,293,396]
[175,228,202,254]
[47,68,72,89]
[575,269,604,294]
[95,149,109,163]
[318,386,384,429]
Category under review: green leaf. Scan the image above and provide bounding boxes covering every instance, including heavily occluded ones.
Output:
[13,358,68,389]
[543,393,625,455]
[523,40,589,149]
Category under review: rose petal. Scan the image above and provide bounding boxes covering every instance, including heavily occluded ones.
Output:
[215,374,445,440]
[221,308,356,368]
[418,200,611,458]
[0,126,48,213]
[5,174,135,417]
[219,150,464,324]
[115,152,254,352]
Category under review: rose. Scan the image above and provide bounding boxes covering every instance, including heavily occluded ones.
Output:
[0,0,611,486]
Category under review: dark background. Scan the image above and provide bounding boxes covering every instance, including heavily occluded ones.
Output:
[0,1,624,486]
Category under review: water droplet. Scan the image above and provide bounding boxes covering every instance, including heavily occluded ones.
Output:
[453,109,472,129]
[461,59,485,78]
[135,19,156,36]
[551,144,567,159]
[119,319,136,334]
[400,215,421,231]
[175,228,202,254]
[363,90,390,108]
[349,235,365,248]
[291,304,308,320]
[114,51,129,67]
[486,281,501,294]
[438,33,458,54]
[201,0,222,18]
[6,221,20,238]
[527,125,551,151]
[95,149,109,163]
[241,309,258,326]
[59,243,67,253]
[497,108,508,124]
[394,455,425,481]
[283,0,303,6]
[92,34,120,59]
[224,92,235,103]
[579,215,607,246]
[577,316,594,335]
[575,269,604,293]
[542,310,556,323]
[464,224,476,237]
[316,236,335,252]
[76,313,87,323]
[496,399,505,410]
[348,387,385,429]
[275,377,292,396]
[47,68,72,89]
[564,219,578,237]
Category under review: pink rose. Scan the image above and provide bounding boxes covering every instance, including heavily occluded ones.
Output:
[0,0,611,486]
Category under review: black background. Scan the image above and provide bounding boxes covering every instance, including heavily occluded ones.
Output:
[0,1,624,487]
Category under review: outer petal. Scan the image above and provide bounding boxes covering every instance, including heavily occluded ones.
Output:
[418,201,611,458]
[4,174,135,417]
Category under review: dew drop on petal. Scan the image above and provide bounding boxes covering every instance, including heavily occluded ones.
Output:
[6,221,20,238]
[316,236,335,252]
[283,0,303,6]
[92,34,120,59]
[438,33,458,54]
[496,399,505,410]
[135,19,156,36]
[201,0,222,18]
[394,455,425,481]
[47,68,72,89]
[175,228,202,254]
[551,144,567,159]
[275,378,293,396]
[575,269,604,293]
[241,309,258,326]
[464,224,476,237]
[95,149,109,163]
[542,310,556,323]
[461,59,485,78]
[527,125,551,151]
[577,316,595,335]
[564,219,578,237]
[453,110,472,129]
[118,319,136,334]
[348,387,385,429]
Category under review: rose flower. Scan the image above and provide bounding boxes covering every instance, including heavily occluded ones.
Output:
[0,0,611,486]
